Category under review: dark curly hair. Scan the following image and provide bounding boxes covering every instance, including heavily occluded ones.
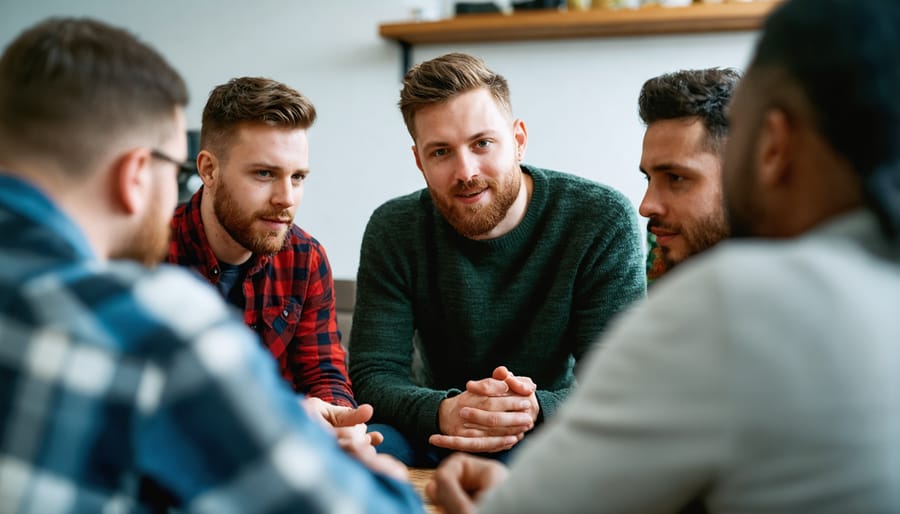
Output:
[638,68,741,154]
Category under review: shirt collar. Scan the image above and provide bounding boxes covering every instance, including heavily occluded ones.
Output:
[0,173,95,259]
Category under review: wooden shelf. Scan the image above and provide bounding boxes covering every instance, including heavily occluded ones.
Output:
[379,1,782,45]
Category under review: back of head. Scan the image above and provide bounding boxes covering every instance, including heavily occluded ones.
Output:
[0,17,188,178]
[201,76,316,160]
[399,52,511,140]
[638,67,741,154]
[750,0,900,238]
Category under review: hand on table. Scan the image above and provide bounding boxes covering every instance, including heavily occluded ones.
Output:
[426,452,509,514]
[301,396,408,481]
[429,366,539,453]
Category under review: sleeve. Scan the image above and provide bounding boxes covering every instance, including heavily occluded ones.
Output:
[476,265,730,514]
[135,270,424,514]
[349,206,447,441]
[290,242,355,407]
[537,190,647,420]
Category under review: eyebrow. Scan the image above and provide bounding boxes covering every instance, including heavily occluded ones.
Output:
[641,162,703,176]
[420,130,500,153]
[248,162,309,173]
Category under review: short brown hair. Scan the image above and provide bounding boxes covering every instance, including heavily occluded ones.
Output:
[399,52,511,140]
[0,17,188,177]
[638,68,740,155]
[201,77,316,159]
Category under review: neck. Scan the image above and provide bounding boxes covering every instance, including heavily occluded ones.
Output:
[765,154,864,238]
[3,159,115,260]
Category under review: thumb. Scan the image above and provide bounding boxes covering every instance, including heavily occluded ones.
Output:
[332,403,374,427]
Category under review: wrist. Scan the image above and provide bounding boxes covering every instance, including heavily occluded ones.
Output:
[437,393,459,434]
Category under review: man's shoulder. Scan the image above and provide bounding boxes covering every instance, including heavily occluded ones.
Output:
[532,166,634,213]
[371,189,429,219]
[650,236,837,308]
[364,189,432,236]
[170,193,196,226]
[91,261,230,324]
[7,259,236,353]
[286,224,323,250]
[168,196,202,254]
[277,224,332,268]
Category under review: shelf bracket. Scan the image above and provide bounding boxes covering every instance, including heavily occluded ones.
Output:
[400,41,412,79]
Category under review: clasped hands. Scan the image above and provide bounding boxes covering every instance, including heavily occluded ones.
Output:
[302,396,408,481]
[430,366,539,453]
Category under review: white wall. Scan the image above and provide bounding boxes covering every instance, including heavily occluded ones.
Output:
[0,1,759,279]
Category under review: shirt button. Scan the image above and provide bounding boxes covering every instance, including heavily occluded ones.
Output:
[210,266,220,277]
[249,324,257,330]
[282,309,289,318]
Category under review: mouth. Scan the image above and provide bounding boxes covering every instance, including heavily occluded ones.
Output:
[454,188,488,204]
[259,217,292,229]
[649,227,679,243]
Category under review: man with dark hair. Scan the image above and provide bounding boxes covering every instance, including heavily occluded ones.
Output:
[349,52,645,467]
[168,77,355,407]
[638,68,739,284]
[427,0,900,512]
[0,17,422,512]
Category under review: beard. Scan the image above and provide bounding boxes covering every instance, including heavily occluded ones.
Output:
[430,168,521,238]
[113,190,171,267]
[213,182,292,256]
[651,210,729,272]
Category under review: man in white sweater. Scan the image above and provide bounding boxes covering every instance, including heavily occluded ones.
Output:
[426,0,900,512]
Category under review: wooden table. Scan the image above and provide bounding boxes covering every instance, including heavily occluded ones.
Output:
[409,467,441,514]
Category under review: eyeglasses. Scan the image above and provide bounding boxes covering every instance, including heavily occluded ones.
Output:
[150,149,196,176]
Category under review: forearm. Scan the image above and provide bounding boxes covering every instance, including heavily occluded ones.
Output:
[291,329,355,407]
[293,263,356,406]
[303,360,356,407]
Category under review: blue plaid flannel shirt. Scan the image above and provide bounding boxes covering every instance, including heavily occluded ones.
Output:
[0,174,423,514]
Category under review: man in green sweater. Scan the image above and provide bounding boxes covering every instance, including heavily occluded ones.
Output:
[349,52,645,467]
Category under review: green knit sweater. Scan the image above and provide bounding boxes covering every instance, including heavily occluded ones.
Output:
[349,164,646,443]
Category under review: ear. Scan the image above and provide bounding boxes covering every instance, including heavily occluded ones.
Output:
[412,144,424,175]
[513,118,528,162]
[112,147,152,216]
[196,149,218,187]
[755,108,792,190]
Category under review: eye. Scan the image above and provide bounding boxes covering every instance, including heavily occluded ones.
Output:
[292,172,308,183]
[431,148,448,158]
[668,173,685,183]
[256,169,273,178]
[474,139,491,149]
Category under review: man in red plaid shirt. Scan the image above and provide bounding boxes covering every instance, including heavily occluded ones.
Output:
[168,77,355,413]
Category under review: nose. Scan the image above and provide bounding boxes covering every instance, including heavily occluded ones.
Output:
[451,150,479,184]
[639,185,664,219]
[270,176,297,209]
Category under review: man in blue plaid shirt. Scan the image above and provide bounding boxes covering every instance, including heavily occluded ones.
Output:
[0,17,422,514]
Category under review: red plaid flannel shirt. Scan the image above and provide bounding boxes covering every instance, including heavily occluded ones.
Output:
[167,189,354,407]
